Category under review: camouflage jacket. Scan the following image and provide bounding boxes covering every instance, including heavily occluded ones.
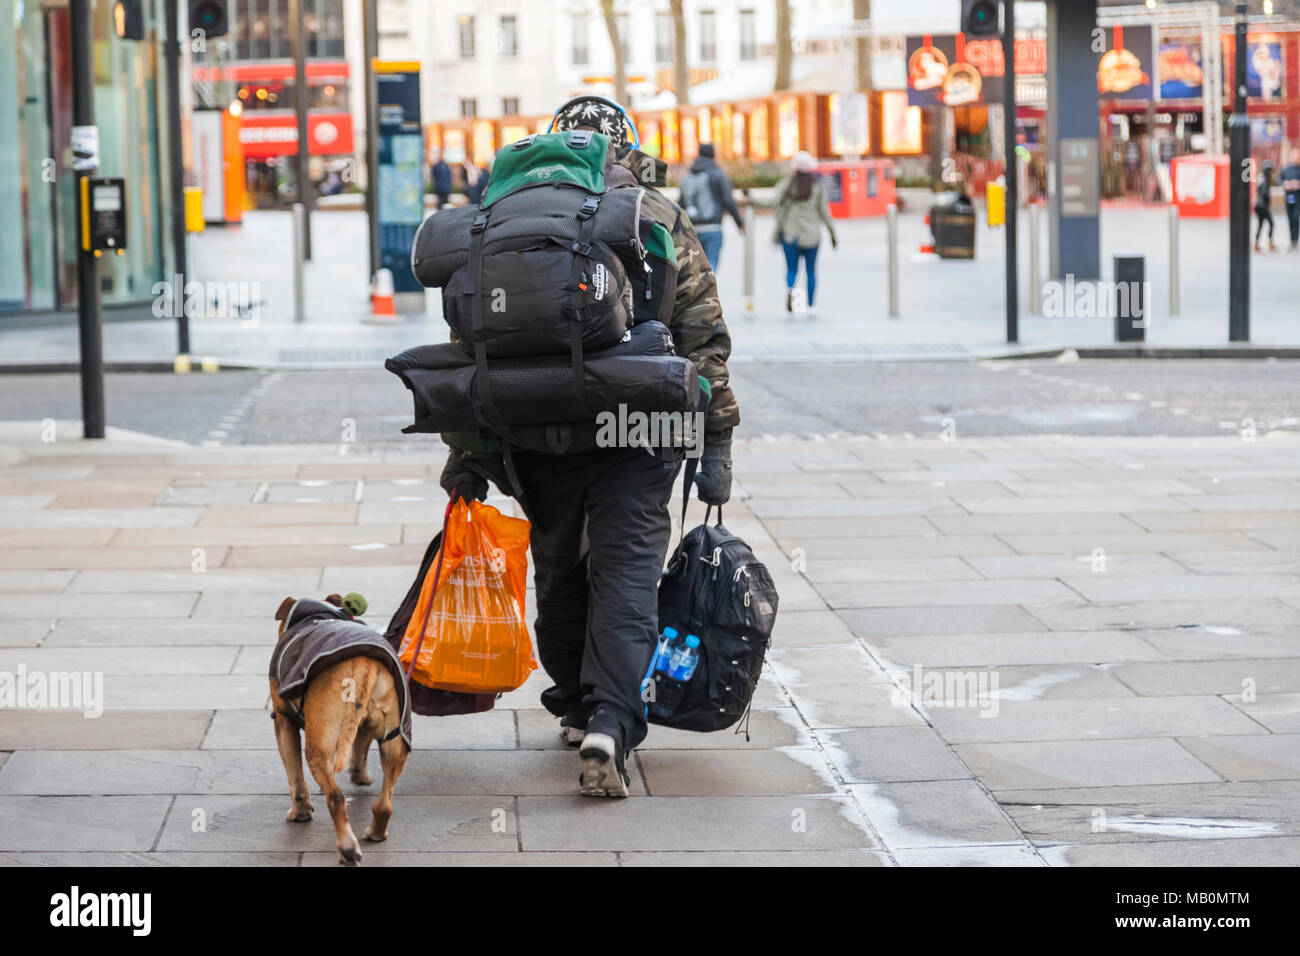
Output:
[607,146,739,441]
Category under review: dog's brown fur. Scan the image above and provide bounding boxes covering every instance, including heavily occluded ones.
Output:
[270,594,408,866]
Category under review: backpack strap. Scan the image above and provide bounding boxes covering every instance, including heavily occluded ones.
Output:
[565,195,602,418]
[465,208,517,445]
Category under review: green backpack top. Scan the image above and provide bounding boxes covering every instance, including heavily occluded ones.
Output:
[482,130,609,206]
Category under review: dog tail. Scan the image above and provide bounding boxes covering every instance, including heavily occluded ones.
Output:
[333,660,379,774]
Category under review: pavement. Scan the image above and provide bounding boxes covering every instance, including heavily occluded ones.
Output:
[2,422,1299,866]
[3,201,1300,370]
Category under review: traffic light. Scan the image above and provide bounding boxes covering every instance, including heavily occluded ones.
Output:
[112,0,145,40]
[189,0,229,38]
[961,0,1001,37]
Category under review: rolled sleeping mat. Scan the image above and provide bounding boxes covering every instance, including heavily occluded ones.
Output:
[386,321,698,436]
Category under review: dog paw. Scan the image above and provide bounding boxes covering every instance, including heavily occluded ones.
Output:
[349,771,373,786]
[286,806,314,823]
[363,827,388,843]
[338,845,363,866]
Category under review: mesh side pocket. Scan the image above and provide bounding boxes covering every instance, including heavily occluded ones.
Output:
[486,356,588,424]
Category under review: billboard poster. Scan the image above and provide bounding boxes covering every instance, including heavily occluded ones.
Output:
[1246,39,1284,101]
[905,34,1046,108]
[375,62,423,293]
[1157,37,1205,100]
[1097,25,1153,101]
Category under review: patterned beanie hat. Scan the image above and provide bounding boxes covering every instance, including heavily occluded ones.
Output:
[552,96,632,148]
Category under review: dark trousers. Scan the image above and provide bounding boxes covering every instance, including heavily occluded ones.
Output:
[511,445,681,749]
[1255,208,1274,241]
[1287,201,1299,244]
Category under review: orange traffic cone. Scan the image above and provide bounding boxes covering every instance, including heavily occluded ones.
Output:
[919,213,935,254]
[369,268,397,321]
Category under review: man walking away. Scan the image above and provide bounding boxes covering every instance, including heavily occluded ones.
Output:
[1255,163,1277,253]
[1281,149,1300,250]
[680,143,744,271]
[431,154,452,209]
[440,96,739,797]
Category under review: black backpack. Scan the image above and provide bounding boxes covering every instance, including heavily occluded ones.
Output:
[408,130,681,446]
[651,461,779,736]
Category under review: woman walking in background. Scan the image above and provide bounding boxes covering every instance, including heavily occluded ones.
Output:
[1255,163,1278,252]
[773,151,837,317]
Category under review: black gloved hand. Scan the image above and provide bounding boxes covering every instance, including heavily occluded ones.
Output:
[694,438,733,506]
[440,448,488,503]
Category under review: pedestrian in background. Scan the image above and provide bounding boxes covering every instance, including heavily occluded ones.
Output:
[431,154,452,209]
[773,150,837,318]
[465,160,491,206]
[1254,162,1277,253]
[1281,148,1300,250]
[680,143,744,271]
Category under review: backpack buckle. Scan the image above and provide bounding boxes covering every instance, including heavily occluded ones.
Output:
[571,240,593,257]
[577,196,600,220]
[471,212,489,234]
[511,135,535,151]
[566,130,594,149]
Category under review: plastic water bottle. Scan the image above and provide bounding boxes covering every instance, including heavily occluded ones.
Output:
[653,626,679,674]
[668,635,701,681]
[650,634,700,718]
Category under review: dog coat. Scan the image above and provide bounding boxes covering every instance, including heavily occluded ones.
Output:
[270,599,413,750]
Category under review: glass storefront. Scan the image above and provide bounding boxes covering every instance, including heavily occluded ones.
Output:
[0,0,168,318]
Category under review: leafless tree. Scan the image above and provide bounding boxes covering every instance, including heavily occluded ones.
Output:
[775,0,793,91]
[670,0,689,103]
[601,1,628,106]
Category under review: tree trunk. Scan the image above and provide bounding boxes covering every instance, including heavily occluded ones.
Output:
[600,1,628,106]
[774,0,792,92]
[853,0,873,92]
[670,0,689,104]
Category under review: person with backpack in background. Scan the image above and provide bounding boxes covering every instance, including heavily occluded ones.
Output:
[1280,148,1300,250]
[463,160,491,206]
[437,95,739,798]
[1255,163,1277,253]
[680,143,745,271]
[773,151,837,318]
[431,154,452,209]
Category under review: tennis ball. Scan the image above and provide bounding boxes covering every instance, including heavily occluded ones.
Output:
[342,592,368,617]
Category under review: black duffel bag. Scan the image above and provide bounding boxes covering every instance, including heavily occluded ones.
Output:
[650,460,779,737]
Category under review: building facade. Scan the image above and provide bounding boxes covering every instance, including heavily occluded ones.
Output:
[1,0,171,320]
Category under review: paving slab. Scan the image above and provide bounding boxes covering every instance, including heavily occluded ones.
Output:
[157,794,516,854]
[954,738,1222,790]
[1024,598,1300,632]
[995,780,1300,845]
[619,849,888,866]
[1135,626,1300,661]
[39,618,271,646]
[1175,735,1300,782]
[867,631,1165,668]
[0,645,239,675]
[0,620,52,646]
[767,609,858,647]
[0,710,211,751]
[0,851,301,866]
[1227,693,1300,733]
[850,780,1024,849]
[837,604,1050,638]
[891,844,1043,866]
[0,796,171,851]
[5,592,199,619]
[1040,836,1300,866]
[516,795,875,852]
[636,749,837,796]
[784,681,924,729]
[927,695,1265,744]
[821,727,971,783]
[1109,658,1300,696]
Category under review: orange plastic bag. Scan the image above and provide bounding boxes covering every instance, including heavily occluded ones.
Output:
[399,499,536,694]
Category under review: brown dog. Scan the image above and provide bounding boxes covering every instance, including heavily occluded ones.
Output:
[270,594,410,866]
